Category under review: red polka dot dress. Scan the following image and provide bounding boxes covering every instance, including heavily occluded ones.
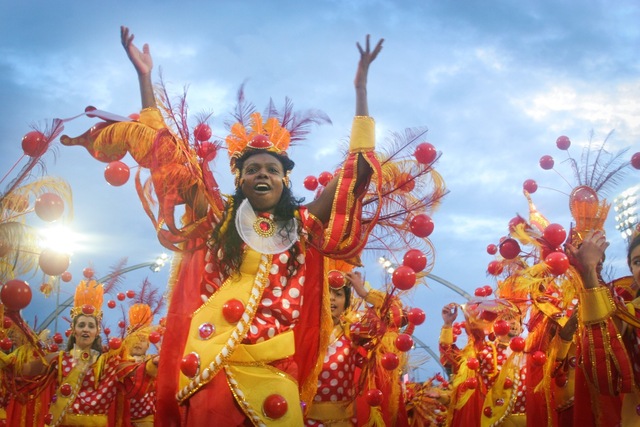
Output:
[48,352,123,425]
[306,325,357,426]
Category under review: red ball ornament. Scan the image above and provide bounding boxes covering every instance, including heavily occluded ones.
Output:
[523,179,538,193]
[328,270,346,289]
[0,279,32,310]
[65,329,72,337]
[34,193,65,222]
[509,336,526,352]
[126,290,136,299]
[262,394,288,419]
[107,300,116,309]
[83,267,94,279]
[193,123,212,142]
[555,373,568,387]
[545,251,570,276]
[104,161,130,187]
[487,260,503,276]
[222,299,245,323]
[532,350,547,366]
[0,338,13,351]
[466,357,480,370]
[197,141,217,160]
[365,389,384,407]
[539,155,554,170]
[414,142,437,164]
[409,214,434,238]
[556,135,571,150]
[402,249,427,273]
[103,327,111,335]
[381,352,400,370]
[3,318,12,329]
[483,285,493,296]
[499,238,521,260]
[116,292,126,301]
[149,331,162,344]
[543,223,567,247]
[493,319,510,336]
[508,216,526,233]
[407,307,426,325]
[474,287,488,297]
[49,343,59,352]
[108,337,122,350]
[38,248,69,276]
[395,333,414,352]
[483,407,493,417]
[318,171,333,187]
[61,271,72,282]
[631,152,640,170]
[59,383,72,397]
[464,377,478,389]
[250,134,270,148]
[128,113,140,121]
[181,352,200,378]
[118,320,126,329]
[81,304,95,315]
[21,131,48,157]
[303,175,319,191]
[392,265,416,291]
[486,244,498,255]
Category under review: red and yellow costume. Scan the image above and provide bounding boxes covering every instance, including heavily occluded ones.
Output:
[123,303,158,427]
[60,99,383,426]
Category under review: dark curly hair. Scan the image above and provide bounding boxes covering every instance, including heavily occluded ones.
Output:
[209,150,304,278]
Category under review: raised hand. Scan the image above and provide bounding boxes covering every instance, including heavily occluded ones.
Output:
[441,303,458,327]
[355,35,384,90]
[121,26,153,76]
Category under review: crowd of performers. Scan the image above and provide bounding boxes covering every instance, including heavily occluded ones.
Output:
[1,24,640,427]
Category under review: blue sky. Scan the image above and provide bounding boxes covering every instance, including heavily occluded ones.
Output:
[1,0,639,378]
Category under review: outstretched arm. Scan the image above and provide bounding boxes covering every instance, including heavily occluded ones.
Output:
[307,35,384,223]
[121,26,157,109]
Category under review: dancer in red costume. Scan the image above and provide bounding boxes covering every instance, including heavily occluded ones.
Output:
[15,279,137,427]
[570,227,640,426]
[113,27,385,426]
[305,269,370,426]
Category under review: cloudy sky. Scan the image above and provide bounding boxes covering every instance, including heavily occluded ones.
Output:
[1,0,639,378]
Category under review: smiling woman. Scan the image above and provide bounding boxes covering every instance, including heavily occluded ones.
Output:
[51,25,385,426]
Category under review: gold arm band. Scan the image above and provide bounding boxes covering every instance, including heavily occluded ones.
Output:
[349,116,375,152]
[440,326,454,345]
[579,286,616,324]
[139,107,167,130]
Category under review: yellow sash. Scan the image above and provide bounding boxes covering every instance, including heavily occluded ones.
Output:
[307,401,354,426]
[49,353,91,427]
[178,249,302,425]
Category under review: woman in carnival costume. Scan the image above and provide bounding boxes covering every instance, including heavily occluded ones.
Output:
[306,262,413,427]
[570,225,640,427]
[55,26,385,426]
[122,284,164,427]
[18,279,138,427]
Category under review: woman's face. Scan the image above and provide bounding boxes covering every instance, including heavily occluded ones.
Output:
[330,288,347,321]
[129,336,150,357]
[630,244,640,286]
[73,315,98,351]
[240,153,285,213]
